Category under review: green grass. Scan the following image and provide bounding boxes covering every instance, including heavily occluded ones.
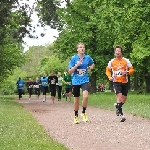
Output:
[88,91,150,119]
[0,96,69,150]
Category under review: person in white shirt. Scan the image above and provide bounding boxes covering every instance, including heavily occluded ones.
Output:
[56,72,63,101]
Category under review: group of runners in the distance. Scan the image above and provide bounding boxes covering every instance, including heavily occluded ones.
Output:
[16,70,72,103]
[16,43,134,123]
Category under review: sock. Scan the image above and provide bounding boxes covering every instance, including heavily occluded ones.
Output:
[117,103,123,115]
[74,110,78,117]
[82,107,86,114]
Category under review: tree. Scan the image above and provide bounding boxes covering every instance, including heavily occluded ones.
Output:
[38,55,69,75]
[0,1,38,81]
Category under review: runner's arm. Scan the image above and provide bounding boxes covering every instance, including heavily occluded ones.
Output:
[128,66,134,75]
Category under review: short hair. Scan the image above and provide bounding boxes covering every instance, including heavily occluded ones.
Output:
[114,45,123,52]
[76,43,84,49]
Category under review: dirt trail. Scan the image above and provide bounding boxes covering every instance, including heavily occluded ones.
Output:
[15,96,150,150]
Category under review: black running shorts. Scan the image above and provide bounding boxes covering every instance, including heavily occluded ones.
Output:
[72,82,91,97]
[113,82,128,96]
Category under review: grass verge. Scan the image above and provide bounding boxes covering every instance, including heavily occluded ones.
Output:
[0,96,69,150]
[88,91,150,119]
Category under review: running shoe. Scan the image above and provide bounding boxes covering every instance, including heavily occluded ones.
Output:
[120,115,126,122]
[81,113,88,122]
[43,99,46,102]
[114,103,119,116]
[74,116,79,124]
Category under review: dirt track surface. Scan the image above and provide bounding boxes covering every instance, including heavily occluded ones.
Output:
[15,96,150,150]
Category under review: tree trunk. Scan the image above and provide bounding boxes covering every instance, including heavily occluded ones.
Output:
[133,72,138,90]
[128,75,130,90]
[145,75,150,92]
[90,72,96,93]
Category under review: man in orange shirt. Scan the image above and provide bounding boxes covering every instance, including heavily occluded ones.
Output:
[106,45,134,122]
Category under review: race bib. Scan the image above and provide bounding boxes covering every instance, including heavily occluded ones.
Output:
[42,82,47,85]
[51,80,55,84]
[29,85,32,88]
[115,70,123,76]
[35,85,39,88]
[67,82,71,85]
[77,69,87,76]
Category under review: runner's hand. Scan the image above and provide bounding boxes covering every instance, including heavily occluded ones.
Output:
[109,77,113,81]
[88,65,93,71]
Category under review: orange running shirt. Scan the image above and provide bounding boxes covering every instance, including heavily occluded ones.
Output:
[106,57,134,83]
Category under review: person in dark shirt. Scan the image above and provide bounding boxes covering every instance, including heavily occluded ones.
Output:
[26,78,34,100]
[48,70,58,104]
[33,77,41,100]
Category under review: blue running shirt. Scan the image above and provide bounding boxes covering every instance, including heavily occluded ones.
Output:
[40,77,48,87]
[68,54,94,85]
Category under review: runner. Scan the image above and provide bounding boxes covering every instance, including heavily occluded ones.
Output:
[48,70,58,104]
[63,69,72,102]
[26,78,34,100]
[56,72,63,101]
[106,45,134,122]
[40,73,48,102]
[68,43,95,124]
[16,77,25,100]
[33,77,41,100]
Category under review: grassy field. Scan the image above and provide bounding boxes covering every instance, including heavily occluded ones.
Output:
[88,91,150,119]
[0,92,150,150]
[0,96,69,150]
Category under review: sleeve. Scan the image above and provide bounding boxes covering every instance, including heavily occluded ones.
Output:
[48,77,50,84]
[126,58,134,75]
[106,60,112,79]
[56,76,58,83]
[106,67,112,79]
[63,76,67,84]
[128,66,134,75]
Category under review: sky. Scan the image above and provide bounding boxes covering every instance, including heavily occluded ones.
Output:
[22,0,59,51]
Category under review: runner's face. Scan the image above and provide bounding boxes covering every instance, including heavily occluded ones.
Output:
[51,71,54,75]
[115,48,122,58]
[77,44,85,54]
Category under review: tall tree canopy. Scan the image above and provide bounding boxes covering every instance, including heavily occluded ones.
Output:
[0,1,37,82]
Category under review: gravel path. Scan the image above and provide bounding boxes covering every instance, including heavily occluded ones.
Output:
[15,96,150,150]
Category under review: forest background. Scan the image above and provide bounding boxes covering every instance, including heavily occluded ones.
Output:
[0,0,150,95]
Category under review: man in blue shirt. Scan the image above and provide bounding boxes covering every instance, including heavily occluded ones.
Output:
[16,77,25,100]
[68,43,95,124]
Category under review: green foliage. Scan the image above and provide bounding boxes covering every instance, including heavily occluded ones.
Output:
[38,55,69,75]
[0,1,39,81]
[22,45,53,77]
[0,68,27,95]
[36,0,62,29]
